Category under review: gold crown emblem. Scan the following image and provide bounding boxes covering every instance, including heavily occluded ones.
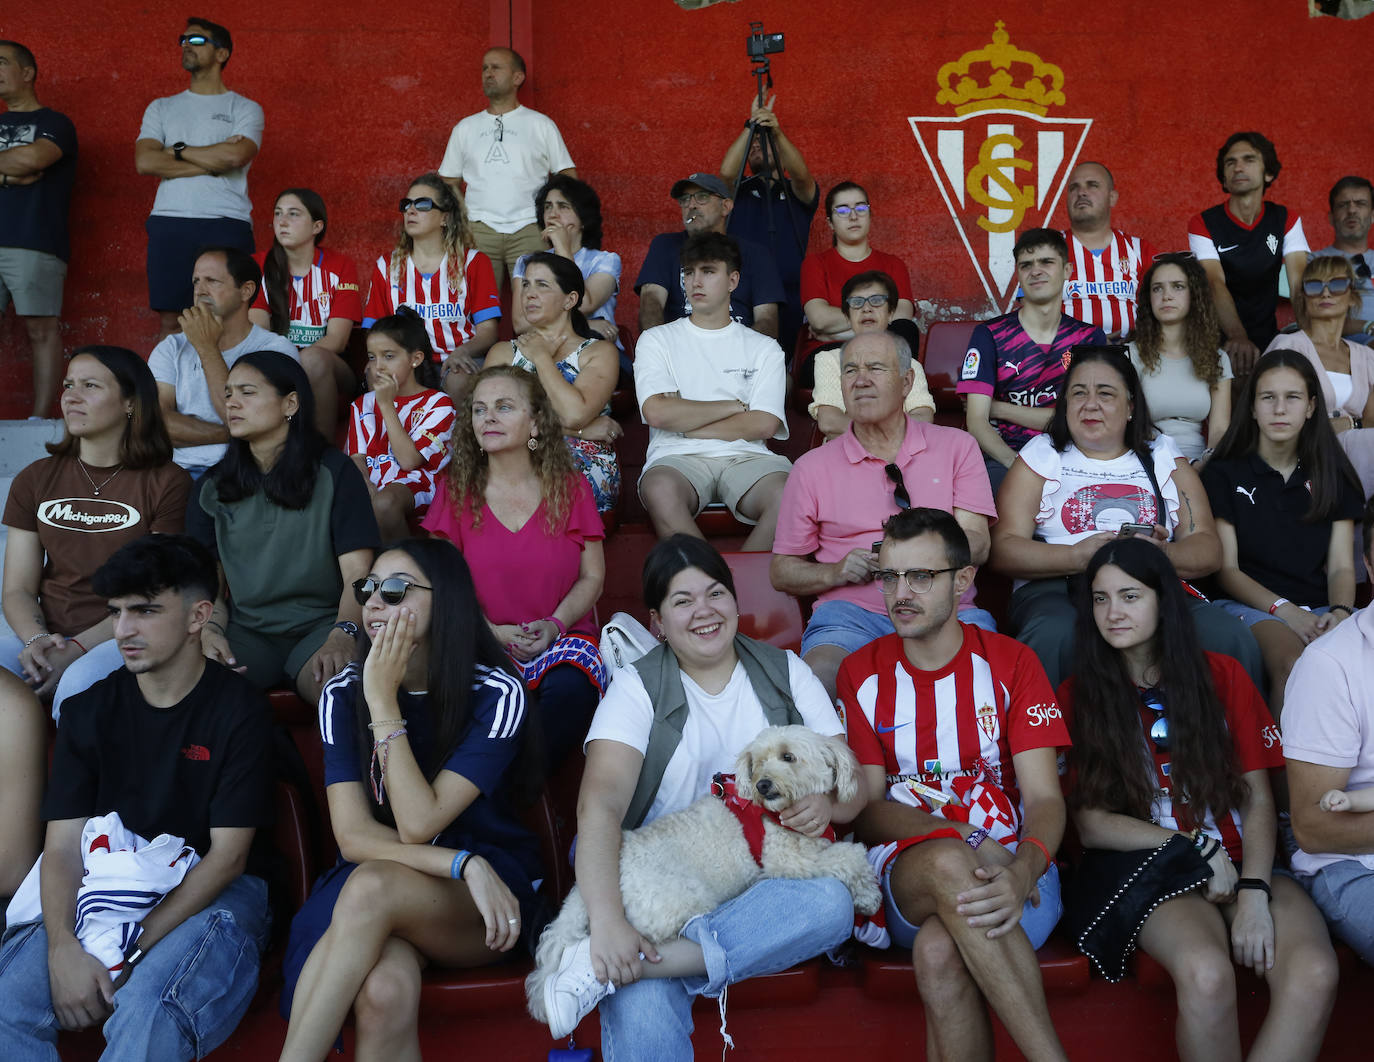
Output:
[936,21,1066,117]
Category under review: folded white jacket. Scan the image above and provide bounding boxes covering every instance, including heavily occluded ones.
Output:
[5,811,200,977]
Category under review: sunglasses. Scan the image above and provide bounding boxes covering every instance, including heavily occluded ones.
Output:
[399,197,445,214]
[178,33,218,47]
[1303,277,1353,297]
[1141,687,1169,752]
[832,203,871,216]
[1151,251,1196,263]
[1352,256,1372,281]
[885,463,911,510]
[846,294,889,309]
[352,576,433,606]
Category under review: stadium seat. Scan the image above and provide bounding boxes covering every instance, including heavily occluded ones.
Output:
[721,550,805,653]
[921,320,978,428]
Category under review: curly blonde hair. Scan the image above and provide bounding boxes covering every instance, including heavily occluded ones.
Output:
[446,365,577,533]
[1133,253,1224,387]
[391,173,476,291]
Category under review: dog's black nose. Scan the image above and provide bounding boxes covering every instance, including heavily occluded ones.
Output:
[755,777,776,797]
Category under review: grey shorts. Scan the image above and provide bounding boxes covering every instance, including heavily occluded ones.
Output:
[0,247,67,316]
[640,452,792,523]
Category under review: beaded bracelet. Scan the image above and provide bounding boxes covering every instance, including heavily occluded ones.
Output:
[369,727,408,804]
[23,631,51,648]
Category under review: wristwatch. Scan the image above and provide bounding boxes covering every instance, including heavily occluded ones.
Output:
[333,620,359,639]
[172,142,186,161]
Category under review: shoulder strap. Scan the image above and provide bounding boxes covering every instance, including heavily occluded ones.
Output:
[1135,445,1167,533]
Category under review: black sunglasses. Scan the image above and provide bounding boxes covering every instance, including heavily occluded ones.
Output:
[884,463,911,510]
[178,33,219,47]
[1352,256,1372,281]
[1141,687,1168,752]
[353,576,433,606]
[399,197,445,214]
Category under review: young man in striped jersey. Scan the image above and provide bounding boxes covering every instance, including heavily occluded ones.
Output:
[840,507,1070,1062]
[1062,162,1158,340]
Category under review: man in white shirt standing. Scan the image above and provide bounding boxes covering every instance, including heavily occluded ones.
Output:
[635,232,791,552]
[439,47,576,292]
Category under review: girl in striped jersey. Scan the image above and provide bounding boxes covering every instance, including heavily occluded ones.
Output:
[1060,538,1335,1062]
[347,309,456,540]
[251,189,363,440]
[363,174,501,401]
[279,538,541,1062]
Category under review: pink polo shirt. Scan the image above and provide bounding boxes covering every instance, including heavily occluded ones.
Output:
[774,417,996,613]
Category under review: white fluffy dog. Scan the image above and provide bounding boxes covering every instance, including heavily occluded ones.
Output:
[527,725,881,1023]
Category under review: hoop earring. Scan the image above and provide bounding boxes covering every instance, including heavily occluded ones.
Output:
[527,436,539,452]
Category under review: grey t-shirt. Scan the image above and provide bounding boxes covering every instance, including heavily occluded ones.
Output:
[149,324,298,471]
[137,90,264,222]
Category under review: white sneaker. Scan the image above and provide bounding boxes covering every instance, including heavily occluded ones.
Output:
[543,936,614,1039]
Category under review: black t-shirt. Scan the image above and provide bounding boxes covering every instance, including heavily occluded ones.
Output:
[1196,201,1292,350]
[1202,453,1365,605]
[0,107,78,261]
[44,661,274,868]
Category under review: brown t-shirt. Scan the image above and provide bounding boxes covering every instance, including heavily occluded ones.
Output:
[3,457,191,635]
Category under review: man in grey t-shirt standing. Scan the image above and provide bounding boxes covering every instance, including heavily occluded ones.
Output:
[150,247,297,476]
[134,17,262,340]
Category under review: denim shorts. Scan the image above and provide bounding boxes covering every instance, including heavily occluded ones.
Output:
[1214,598,1332,630]
[881,857,1062,951]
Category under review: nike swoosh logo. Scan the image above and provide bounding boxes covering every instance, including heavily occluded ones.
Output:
[1217,244,1239,253]
[876,721,913,734]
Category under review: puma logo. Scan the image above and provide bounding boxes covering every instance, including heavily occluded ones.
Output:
[1002,360,1023,375]
[1236,486,1258,504]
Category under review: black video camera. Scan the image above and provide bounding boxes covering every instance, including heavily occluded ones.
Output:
[747,22,784,60]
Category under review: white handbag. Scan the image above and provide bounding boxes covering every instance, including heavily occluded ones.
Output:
[598,611,658,671]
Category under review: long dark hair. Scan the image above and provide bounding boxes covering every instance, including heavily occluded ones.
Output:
[366,307,441,390]
[49,346,173,469]
[1210,348,1360,522]
[1068,538,1246,823]
[352,538,540,823]
[521,251,597,341]
[533,174,604,250]
[1133,254,1224,387]
[210,351,324,509]
[263,188,327,337]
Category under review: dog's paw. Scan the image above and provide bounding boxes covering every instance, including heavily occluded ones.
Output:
[851,873,882,916]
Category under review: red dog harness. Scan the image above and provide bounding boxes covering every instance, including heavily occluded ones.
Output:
[711,772,835,866]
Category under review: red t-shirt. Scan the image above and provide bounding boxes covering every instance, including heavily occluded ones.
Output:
[839,627,1069,811]
[799,246,914,359]
[1059,652,1282,863]
[251,247,362,347]
[363,248,501,358]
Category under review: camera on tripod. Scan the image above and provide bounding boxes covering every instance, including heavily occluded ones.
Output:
[746,22,784,60]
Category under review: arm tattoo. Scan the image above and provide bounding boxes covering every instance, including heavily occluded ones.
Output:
[1182,492,1196,533]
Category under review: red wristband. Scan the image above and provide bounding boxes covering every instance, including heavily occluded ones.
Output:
[547,616,566,638]
[68,637,86,654]
[1021,836,1054,874]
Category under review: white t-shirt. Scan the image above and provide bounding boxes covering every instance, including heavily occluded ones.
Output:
[634,317,788,467]
[584,651,843,825]
[138,90,264,222]
[1018,432,1184,544]
[437,106,575,233]
[148,324,300,471]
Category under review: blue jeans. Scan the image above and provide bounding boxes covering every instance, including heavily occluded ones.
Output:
[0,874,270,1062]
[0,636,125,723]
[1302,857,1374,965]
[598,877,854,1062]
[801,600,996,658]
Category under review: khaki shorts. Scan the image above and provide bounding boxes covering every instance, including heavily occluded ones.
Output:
[641,452,791,524]
[0,247,67,317]
[471,221,545,290]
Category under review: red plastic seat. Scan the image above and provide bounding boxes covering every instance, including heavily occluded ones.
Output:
[859,930,1090,999]
[721,550,805,653]
[921,320,978,428]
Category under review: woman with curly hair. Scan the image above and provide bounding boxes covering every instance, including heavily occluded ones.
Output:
[362,174,502,400]
[1060,537,1336,1062]
[1128,252,1232,463]
[423,365,606,766]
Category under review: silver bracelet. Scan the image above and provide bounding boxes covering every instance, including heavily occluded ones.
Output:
[23,631,51,648]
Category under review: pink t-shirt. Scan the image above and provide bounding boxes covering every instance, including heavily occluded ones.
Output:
[1282,606,1374,876]
[773,418,996,612]
[422,474,604,633]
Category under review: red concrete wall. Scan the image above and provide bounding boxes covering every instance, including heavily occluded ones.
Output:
[2,0,1369,415]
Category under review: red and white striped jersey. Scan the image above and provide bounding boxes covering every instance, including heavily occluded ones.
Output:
[363,248,501,358]
[251,248,363,348]
[1060,653,1281,864]
[1061,230,1159,338]
[839,628,1069,810]
[346,388,456,490]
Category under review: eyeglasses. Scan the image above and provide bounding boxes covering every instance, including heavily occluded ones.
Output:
[845,294,889,309]
[353,576,434,606]
[1303,277,1353,297]
[178,33,217,47]
[1151,251,1196,263]
[875,567,960,595]
[1141,687,1169,752]
[884,463,911,510]
[494,115,504,143]
[1352,256,1372,281]
[676,190,718,207]
[399,197,443,214]
[832,204,871,217]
